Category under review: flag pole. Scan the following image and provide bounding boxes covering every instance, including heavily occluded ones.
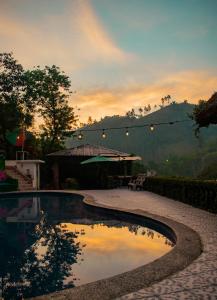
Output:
[21,127,25,160]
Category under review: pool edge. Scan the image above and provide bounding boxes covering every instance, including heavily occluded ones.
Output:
[26,191,202,300]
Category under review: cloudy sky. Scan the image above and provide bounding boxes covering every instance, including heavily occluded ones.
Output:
[1,0,217,122]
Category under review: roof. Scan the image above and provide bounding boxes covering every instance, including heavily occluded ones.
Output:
[112,156,141,161]
[15,160,45,164]
[47,144,131,157]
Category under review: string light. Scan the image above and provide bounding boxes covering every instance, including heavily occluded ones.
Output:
[67,119,190,138]
[30,119,191,137]
[102,129,106,139]
[150,124,154,131]
[78,131,83,140]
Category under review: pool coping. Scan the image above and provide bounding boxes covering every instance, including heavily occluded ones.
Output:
[57,194,201,300]
[0,190,202,300]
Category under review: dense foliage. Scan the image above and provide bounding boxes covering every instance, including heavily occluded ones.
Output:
[68,102,217,178]
[0,177,18,192]
[0,53,77,158]
[191,92,217,131]
[147,138,217,179]
[144,177,217,213]
[25,65,77,154]
[197,162,217,180]
[0,53,35,155]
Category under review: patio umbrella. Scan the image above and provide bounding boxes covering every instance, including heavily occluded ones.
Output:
[81,156,116,165]
[81,156,116,188]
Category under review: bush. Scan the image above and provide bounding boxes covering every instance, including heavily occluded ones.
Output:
[0,177,18,192]
[144,177,217,213]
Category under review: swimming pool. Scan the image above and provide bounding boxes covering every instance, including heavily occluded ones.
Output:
[0,192,175,299]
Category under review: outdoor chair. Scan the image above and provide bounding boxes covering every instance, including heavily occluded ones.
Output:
[128,176,137,190]
[128,174,146,190]
[135,176,146,190]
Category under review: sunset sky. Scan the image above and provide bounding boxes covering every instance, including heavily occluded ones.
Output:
[1,0,217,122]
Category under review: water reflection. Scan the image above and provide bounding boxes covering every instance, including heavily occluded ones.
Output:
[0,196,82,299]
[0,193,174,299]
[64,222,173,286]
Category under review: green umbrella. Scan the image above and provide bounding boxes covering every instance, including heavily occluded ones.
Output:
[81,156,116,165]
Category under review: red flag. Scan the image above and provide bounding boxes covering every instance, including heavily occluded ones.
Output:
[15,129,25,147]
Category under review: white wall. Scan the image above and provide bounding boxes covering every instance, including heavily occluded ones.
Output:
[5,160,44,189]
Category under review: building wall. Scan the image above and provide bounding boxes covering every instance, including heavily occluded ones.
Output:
[5,160,44,189]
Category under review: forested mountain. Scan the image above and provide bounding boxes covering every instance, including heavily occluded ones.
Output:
[66,102,217,177]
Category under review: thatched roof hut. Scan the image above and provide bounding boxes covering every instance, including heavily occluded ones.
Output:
[47,144,130,158]
[47,144,141,189]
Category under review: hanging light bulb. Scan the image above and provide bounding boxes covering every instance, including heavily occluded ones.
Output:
[78,131,83,140]
[125,128,129,136]
[150,124,154,131]
[102,129,106,138]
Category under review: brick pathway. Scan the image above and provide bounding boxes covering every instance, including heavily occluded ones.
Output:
[84,189,217,300]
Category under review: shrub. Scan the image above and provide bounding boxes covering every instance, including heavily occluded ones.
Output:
[0,170,7,181]
[0,177,18,192]
[144,177,217,213]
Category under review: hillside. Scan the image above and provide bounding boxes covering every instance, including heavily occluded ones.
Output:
[66,102,217,164]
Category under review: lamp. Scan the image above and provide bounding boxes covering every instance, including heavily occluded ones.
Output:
[150,124,154,131]
[78,131,83,140]
[102,130,106,138]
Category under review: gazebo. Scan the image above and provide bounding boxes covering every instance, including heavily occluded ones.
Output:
[47,144,141,189]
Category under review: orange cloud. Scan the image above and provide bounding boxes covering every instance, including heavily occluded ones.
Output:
[71,70,217,122]
[0,0,131,70]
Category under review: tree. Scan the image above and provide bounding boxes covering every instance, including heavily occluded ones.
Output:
[144,104,151,114]
[0,53,35,156]
[191,92,217,131]
[137,107,142,116]
[86,116,96,125]
[166,95,171,104]
[160,95,171,108]
[126,108,136,118]
[25,65,78,154]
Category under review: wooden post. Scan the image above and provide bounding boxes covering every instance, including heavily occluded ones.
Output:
[52,160,59,189]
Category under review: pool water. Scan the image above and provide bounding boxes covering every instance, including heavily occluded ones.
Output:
[0,192,174,299]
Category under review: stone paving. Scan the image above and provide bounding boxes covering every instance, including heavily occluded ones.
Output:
[84,188,217,300]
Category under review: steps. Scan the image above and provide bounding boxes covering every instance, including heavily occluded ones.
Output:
[5,166,33,191]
